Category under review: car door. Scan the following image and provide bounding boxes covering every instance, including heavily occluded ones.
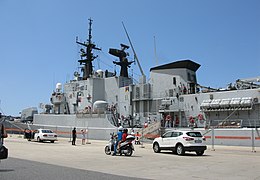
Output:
[167,131,178,148]
[160,131,173,148]
[33,130,39,141]
[170,131,183,147]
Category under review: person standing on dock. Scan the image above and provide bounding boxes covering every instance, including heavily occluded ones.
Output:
[81,129,86,145]
[72,127,77,146]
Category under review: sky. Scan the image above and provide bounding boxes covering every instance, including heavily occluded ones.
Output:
[0,0,259,116]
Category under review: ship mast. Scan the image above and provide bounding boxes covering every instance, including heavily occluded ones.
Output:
[76,18,101,80]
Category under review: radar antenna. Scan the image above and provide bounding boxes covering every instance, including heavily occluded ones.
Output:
[109,44,134,78]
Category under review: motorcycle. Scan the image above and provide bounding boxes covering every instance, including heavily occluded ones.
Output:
[105,132,135,156]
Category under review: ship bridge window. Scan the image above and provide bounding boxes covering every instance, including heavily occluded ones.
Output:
[210,94,214,100]
[173,77,176,85]
[192,75,197,83]
[169,89,174,97]
[187,72,191,81]
[135,87,140,99]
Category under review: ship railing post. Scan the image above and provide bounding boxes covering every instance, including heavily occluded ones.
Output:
[252,128,256,152]
[211,127,215,151]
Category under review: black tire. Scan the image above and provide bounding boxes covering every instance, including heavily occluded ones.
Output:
[37,137,41,142]
[176,144,185,155]
[172,149,177,154]
[153,142,161,153]
[51,140,55,143]
[125,146,133,156]
[196,150,204,156]
[105,146,111,155]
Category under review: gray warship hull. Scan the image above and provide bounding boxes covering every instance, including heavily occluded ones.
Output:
[33,114,116,140]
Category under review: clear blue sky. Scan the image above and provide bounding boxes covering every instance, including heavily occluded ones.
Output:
[0,0,259,116]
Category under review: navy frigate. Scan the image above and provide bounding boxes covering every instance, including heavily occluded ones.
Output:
[15,19,260,145]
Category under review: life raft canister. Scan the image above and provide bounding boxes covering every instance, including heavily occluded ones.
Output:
[198,114,204,121]
[189,116,195,124]
[175,115,179,124]
[166,115,172,121]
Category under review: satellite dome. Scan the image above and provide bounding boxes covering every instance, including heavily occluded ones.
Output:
[93,100,108,113]
[56,83,62,92]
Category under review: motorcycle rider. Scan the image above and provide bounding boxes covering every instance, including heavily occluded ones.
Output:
[112,126,123,156]
[122,128,128,142]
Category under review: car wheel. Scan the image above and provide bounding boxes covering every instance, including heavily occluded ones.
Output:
[196,150,204,156]
[176,144,184,155]
[172,149,177,154]
[37,137,42,142]
[153,142,161,153]
[51,140,55,143]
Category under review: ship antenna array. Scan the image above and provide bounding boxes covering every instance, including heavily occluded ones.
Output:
[88,18,93,45]
[122,22,144,76]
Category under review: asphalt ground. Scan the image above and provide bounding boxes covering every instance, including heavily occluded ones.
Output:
[0,157,145,180]
[1,134,260,180]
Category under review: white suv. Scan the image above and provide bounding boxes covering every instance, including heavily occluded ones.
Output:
[152,130,207,156]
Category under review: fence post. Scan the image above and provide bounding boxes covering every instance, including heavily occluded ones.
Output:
[252,128,256,152]
[86,127,91,144]
[140,128,145,148]
[69,127,72,142]
[211,127,215,151]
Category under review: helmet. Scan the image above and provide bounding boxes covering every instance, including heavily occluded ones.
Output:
[118,126,123,131]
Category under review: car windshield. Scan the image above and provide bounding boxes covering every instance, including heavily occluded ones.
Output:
[186,132,202,137]
[42,130,53,133]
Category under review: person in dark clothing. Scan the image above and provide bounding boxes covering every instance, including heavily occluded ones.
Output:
[72,127,77,145]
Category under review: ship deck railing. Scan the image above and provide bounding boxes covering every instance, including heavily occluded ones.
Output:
[201,107,253,112]
[209,119,243,128]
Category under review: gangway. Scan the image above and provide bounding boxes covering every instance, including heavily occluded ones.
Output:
[138,121,161,139]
